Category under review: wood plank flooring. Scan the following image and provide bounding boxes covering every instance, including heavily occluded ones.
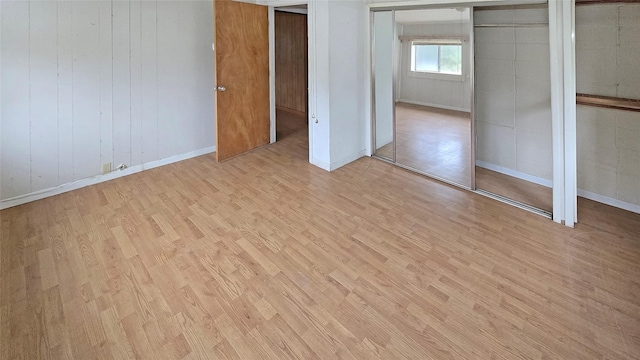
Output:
[1,112,640,359]
[476,167,553,213]
[376,102,553,211]
[398,102,472,187]
[376,102,471,187]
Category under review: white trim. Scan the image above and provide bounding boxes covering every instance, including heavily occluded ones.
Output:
[0,146,216,210]
[407,70,465,82]
[562,0,577,226]
[309,150,366,172]
[307,0,315,165]
[275,7,307,15]
[475,161,553,188]
[398,99,469,113]
[364,8,373,156]
[330,150,367,171]
[269,7,276,144]
[577,190,640,215]
[256,0,305,6]
[564,0,578,224]
[549,0,565,224]
[367,0,547,10]
[311,158,330,171]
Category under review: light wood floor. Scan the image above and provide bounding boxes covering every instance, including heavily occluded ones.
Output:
[276,107,307,143]
[2,112,640,359]
[476,167,553,213]
[376,103,471,187]
[377,103,553,211]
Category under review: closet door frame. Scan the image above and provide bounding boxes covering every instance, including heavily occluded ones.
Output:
[371,9,397,164]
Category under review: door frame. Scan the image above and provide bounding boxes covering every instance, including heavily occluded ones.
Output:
[268,1,313,163]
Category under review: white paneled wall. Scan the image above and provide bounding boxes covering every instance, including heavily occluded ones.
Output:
[1,0,215,204]
[399,22,471,112]
[474,7,553,183]
[329,0,367,168]
[576,4,640,209]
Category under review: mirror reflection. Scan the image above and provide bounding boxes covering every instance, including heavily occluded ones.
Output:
[473,5,553,213]
[395,8,472,187]
[373,11,395,160]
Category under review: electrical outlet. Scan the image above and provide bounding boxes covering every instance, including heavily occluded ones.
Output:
[102,162,112,175]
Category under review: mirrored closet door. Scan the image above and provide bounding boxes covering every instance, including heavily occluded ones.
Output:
[372,4,556,218]
[473,5,553,214]
[373,11,396,161]
[372,7,474,189]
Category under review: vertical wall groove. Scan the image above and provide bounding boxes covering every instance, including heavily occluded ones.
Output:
[1,0,215,204]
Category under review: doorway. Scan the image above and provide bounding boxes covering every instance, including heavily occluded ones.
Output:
[272,5,309,154]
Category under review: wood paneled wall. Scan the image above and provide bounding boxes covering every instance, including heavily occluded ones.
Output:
[0,0,215,202]
[275,11,308,115]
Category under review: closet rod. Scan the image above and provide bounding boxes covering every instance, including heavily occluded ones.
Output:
[474,23,548,28]
[576,94,640,112]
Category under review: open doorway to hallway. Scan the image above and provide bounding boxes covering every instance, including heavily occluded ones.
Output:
[274,6,309,151]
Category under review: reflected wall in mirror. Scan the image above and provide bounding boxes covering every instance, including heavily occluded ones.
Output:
[373,11,395,160]
[394,8,472,188]
[473,5,553,213]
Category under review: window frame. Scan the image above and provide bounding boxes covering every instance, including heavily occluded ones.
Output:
[407,39,464,82]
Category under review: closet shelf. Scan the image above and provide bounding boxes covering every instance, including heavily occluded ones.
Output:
[576,94,640,112]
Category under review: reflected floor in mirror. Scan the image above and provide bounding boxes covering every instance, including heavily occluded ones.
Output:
[376,102,552,213]
[476,167,553,213]
[377,102,471,187]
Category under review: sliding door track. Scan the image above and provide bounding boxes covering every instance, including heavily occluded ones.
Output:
[371,155,553,220]
[474,189,552,219]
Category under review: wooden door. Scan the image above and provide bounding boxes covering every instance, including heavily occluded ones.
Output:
[214,0,270,161]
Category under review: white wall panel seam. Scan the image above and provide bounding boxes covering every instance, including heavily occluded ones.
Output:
[28,1,32,194]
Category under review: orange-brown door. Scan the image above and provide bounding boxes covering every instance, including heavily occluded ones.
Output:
[214,0,270,161]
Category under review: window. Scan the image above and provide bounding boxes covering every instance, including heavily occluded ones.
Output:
[410,40,462,75]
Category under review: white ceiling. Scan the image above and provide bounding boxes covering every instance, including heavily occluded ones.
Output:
[394,8,470,24]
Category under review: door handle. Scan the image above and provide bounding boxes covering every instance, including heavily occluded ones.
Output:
[216,85,227,92]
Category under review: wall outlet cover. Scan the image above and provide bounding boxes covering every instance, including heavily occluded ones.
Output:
[102,162,112,175]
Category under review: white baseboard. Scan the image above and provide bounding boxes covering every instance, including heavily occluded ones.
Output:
[311,150,366,172]
[475,161,553,188]
[376,136,393,148]
[330,150,367,171]
[0,146,216,210]
[397,99,470,113]
[311,158,331,171]
[476,161,640,214]
[577,189,640,214]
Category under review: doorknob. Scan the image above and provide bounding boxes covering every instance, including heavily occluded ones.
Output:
[216,85,227,92]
